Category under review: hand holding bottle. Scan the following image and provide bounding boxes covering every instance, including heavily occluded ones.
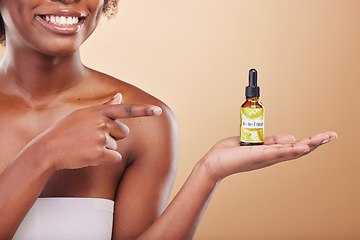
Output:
[201,131,337,182]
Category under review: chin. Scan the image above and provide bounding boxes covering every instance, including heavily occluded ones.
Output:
[34,38,83,57]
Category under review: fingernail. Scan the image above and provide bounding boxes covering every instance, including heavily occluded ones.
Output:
[152,107,162,116]
[328,132,337,142]
[113,93,121,99]
[321,139,330,144]
[303,148,310,153]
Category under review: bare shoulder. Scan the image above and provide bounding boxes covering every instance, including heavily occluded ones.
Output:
[87,68,171,111]
[87,68,178,162]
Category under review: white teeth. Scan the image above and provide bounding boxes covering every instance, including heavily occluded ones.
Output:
[59,16,66,25]
[66,17,73,25]
[42,15,80,26]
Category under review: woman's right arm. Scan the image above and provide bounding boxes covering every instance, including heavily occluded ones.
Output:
[0,94,161,239]
[0,143,56,239]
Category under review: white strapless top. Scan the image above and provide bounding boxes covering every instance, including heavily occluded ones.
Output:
[13,197,114,240]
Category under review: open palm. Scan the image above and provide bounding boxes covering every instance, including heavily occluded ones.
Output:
[203,131,337,181]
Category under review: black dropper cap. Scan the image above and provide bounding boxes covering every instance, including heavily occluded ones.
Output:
[245,69,260,97]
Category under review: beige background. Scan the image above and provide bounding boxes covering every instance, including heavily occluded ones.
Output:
[2,0,359,239]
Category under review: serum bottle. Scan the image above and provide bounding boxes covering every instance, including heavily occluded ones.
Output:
[240,69,265,146]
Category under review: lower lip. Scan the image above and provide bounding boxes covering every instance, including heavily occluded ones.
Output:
[35,15,84,35]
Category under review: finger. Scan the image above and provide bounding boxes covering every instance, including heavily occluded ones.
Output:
[298,131,336,149]
[219,135,296,147]
[260,131,337,162]
[107,120,130,140]
[105,133,118,151]
[324,131,338,141]
[264,135,296,145]
[104,93,122,105]
[236,142,306,166]
[102,104,162,120]
[262,142,309,161]
[103,148,122,163]
[219,142,308,174]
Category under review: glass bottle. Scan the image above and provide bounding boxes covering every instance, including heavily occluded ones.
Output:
[240,69,265,146]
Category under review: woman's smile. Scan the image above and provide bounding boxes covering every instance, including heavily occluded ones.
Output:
[0,0,104,55]
[35,10,87,35]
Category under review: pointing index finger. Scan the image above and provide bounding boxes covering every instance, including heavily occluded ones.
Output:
[102,104,162,120]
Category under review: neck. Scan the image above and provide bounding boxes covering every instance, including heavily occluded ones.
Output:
[0,43,87,104]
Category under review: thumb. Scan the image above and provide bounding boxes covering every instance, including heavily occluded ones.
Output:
[104,93,122,105]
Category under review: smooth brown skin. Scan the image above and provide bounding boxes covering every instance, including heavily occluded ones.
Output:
[0,0,337,239]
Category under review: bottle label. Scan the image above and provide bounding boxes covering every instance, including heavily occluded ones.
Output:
[240,108,264,143]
